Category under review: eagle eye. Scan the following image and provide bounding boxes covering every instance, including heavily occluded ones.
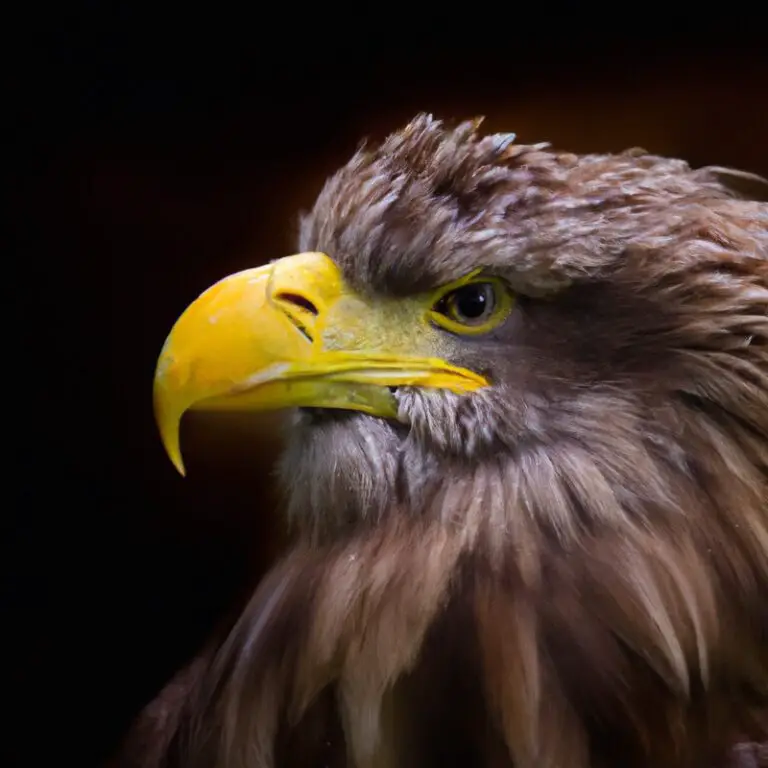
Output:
[438,283,496,323]
[429,276,514,336]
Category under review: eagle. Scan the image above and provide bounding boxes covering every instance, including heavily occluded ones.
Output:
[144,114,768,768]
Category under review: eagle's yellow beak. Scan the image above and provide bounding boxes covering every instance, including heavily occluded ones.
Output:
[153,252,487,475]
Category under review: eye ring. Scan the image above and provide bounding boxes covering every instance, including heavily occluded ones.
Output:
[429,276,514,336]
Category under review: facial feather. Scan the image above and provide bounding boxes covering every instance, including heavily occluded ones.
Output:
[265,115,768,767]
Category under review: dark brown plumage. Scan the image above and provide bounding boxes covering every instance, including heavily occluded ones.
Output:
[120,115,768,768]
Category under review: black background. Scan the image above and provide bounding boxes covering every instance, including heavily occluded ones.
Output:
[7,8,767,767]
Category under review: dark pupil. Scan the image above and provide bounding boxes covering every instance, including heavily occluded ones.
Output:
[453,284,489,320]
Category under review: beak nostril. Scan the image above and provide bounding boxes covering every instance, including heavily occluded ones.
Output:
[273,291,316,343]
[275,291,319,316]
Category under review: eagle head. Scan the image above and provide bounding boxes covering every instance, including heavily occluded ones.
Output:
[151,115,767,768]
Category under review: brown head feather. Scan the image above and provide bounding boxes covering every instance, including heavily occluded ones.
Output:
[130,115,768,768]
